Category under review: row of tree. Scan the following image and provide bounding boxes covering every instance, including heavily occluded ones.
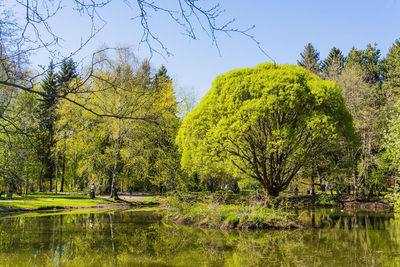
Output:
[0,49,188,197]
[296,41,400,196]
[2,39,400,198]
[176,39,400,198]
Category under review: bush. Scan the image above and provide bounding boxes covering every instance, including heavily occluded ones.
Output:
[162,195,300,229]
[384,184,400,213]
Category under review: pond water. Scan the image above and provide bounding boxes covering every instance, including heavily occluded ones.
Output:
[0,208,399,266]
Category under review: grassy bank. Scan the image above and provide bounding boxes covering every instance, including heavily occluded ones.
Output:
[162,195,300,230]
[0,192,117,211]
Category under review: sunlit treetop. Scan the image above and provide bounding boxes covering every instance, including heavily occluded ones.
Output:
[177,63,356,196]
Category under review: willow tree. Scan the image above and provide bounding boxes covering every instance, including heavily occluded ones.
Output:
[176,63,356,197]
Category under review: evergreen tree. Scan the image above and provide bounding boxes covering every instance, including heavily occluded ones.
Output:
[297,43,321,75]
[322,47,345,80]
[57,58,77,87]
[346,44,382,85]
[154,65,170,85]
[38,61,58,191]
[363,43,382,85]
[345,47,364,70]
[135,59,152,89]
[40,62,58,109]
[56,58,77,192]
[383,39,400,103]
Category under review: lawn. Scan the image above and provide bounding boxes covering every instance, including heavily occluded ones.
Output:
[0,192,116,211]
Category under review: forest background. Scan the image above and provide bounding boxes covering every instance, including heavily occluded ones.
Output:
[1,1,400,199]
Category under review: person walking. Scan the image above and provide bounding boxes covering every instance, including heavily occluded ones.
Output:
[90,183,95,199]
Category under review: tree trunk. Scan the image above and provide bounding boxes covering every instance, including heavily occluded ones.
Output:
[267,187,280,198]
[110,158,119,200]
[60,149,66,192]
[311,175,315,196]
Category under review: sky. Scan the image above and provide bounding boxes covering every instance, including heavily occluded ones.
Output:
[21,0,400,100]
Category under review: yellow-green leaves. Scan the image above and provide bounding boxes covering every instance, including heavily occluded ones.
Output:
[177,63,355,197]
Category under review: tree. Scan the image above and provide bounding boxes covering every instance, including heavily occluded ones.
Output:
[56,49,181,197]
[339,50,386,195]
[298,43,321,75]
[57,59,78,88]
[346,44,382,85]
[0,1,265,111]
[55,58,78,192]
[383,39,400,105]
[0,86,42,194]
[384,101,400,176]
[176,63,356,197]
[38,61,59,191]
[322,47,345,81]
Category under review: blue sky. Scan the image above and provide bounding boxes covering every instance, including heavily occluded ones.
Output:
[27,0,400,99]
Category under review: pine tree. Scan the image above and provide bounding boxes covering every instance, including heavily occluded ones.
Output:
[322,47,345,80]
[153,65,172,90]
[40,61,58,110]
[39,61,58,192]
[383,39,400,102]
[346,44,382,85]
[297,43,321,75]
[135,59,151,89]
[56,58,77,192]
[363,44,382,85]
[57,58,77,87]
[345,47,364,70]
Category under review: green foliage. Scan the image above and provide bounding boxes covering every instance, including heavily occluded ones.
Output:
[163,195,299,229]
[384,184,400,213]
[177,63,356,197]
[0,195,115,211]
[339,45,386,195]
[383,39,400,105]
[57,58,77,85]
[315,194,337,205]
[56,49,183,195]
[322,47,345,80]
[297,43,321,75]
[384,101,400,173]
[346,44,382,85]
[0,83,42,193]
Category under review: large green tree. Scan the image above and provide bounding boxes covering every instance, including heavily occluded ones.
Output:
[38,61,58,191]
[177,63,356,197]
[56,50,181,197]
[339,44,386,195]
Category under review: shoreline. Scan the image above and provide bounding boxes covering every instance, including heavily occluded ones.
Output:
[0,194,160,217]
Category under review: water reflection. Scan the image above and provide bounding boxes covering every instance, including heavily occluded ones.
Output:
[0,209,399,266]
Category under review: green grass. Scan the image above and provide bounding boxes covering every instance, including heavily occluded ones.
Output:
[0,193,117,211]
[132,196,160,206]
[0,192,91,200]
[163,196,300,229]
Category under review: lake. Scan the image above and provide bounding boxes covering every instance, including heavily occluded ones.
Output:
[0,208,399,266]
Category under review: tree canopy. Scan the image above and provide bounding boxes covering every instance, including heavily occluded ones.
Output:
[176,63,356,197]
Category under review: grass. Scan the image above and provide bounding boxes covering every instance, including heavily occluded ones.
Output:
[0,192,91,200]
[130,196,160,206]
[162,195,300,230]
[0,192,117,211]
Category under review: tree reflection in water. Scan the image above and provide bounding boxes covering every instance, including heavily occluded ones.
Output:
[0,209,399,266]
